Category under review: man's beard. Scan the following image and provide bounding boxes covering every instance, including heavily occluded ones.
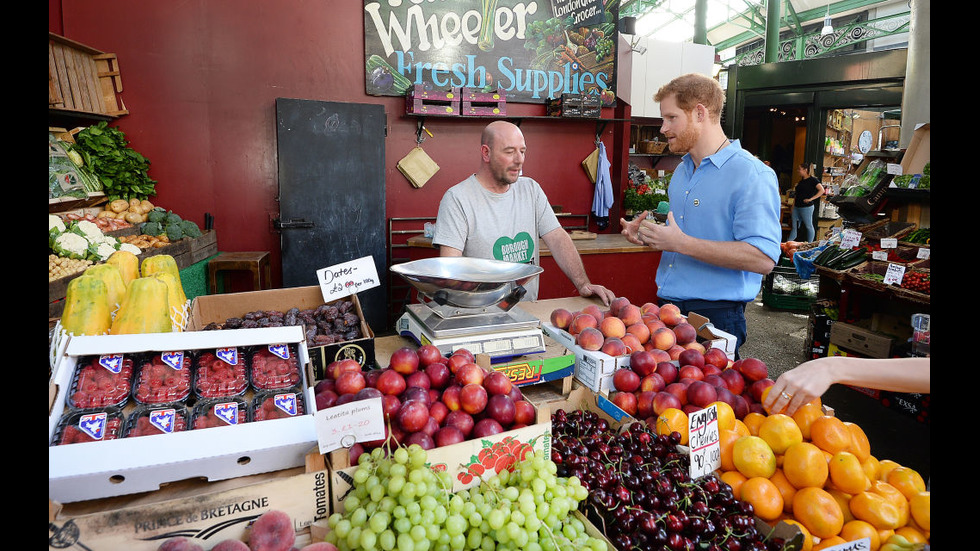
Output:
[667,123,699,154]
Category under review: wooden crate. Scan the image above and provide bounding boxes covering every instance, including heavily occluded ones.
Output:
[49,32,128,117]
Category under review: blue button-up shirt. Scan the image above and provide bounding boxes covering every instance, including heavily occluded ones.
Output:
[656,139,782,303]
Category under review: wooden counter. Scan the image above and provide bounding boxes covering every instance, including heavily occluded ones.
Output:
[407,232,650,256]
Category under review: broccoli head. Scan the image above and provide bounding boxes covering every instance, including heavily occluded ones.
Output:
[166,222,184,241]
[141,221,164,236]
[180,219,202,239]
[165,211,183,226]
[147,207,167,224]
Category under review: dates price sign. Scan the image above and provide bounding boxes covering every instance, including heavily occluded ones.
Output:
[317,255,380,301]
[314,397,385,454]
[688,404,721,479]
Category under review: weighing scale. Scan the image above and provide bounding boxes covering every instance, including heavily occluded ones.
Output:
[391,257,547,363]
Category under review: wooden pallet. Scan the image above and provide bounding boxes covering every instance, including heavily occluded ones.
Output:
[49,32,128,117]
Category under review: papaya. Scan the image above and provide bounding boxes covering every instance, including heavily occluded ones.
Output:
[60,276,112,336]
[106,250,140,288]
[141,254,180,281]
[109,277,173,335]
[83,263,128,310]
[151,272,188,331]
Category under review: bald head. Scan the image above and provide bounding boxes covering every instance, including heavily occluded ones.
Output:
[481,120,523,149]
[477,121,526,190]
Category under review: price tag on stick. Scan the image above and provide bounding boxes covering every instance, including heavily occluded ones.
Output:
[317,255,381,301]
[688,404,721,479]
[315,397,385,454]
[883,263,906,286]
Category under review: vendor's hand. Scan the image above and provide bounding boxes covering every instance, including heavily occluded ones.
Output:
[763,357,838,415]
[577,283,615,307]
[620,211,648,245]
[637,211,684,252]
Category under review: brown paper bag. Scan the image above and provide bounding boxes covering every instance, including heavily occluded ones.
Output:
[397,147,440,188]
[582,147,599,183]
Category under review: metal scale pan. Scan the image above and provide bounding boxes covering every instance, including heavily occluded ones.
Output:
[391,257,543,339]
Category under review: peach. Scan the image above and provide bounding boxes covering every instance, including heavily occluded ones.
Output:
[636,390,657,419]
[655,361,678,385]
[575,326,604,351]
[652,391,683,416]
[626,322,651,345]
[629,350,658,377]
[683,341,706,354]
[639,302,660,317]
[736,357,769,382]
[582,304,605,322]
[648,348,672,364]
[568,313,598,335]
[639,372,666,393]
[678,364,704,381]
[659,303,685,326]
[664,382,689,404]
[610,391,638,416]
[601,337,628,357]
[677,348,705,369]
[650,327,677,351]
[619,304,643,326]
[612,368,641,393]
[621,333,643,354]
[549,308,575,329]
[599,316,627,339]
[645,319,667,335]
[667,344,686,361]
[672,322,698,345]
[609,296,631,317]
[704,347,730,369]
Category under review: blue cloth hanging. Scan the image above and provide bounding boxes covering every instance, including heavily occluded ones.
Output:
[592,142,613,218]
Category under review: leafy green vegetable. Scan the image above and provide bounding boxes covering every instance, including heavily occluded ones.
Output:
[72,121,157,202]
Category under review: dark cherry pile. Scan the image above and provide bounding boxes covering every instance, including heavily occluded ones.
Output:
[551,409,787,551]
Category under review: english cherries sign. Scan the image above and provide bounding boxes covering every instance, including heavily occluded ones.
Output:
[363,0,620,104]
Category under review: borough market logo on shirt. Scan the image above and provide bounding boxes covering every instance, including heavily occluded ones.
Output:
[493,232,534,263]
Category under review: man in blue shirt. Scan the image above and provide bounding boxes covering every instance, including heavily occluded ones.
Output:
[620,73,781,358]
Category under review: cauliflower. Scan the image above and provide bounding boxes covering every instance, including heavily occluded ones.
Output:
[70,219,107,244]
[118,242,142,256]
[92,241,118,262]
[53,232,90,260]
[49,214,66,234]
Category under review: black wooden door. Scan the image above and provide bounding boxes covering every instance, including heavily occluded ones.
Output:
[275,98,387,331]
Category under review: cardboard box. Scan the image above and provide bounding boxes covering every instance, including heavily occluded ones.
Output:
[805,300,836,359]
[686,312,738,360]
[186,286,376,381]
[475,346,575,388]
[49,454,331,551]
[460,87,506,116]
[900,123,930,176]
[328,415,552,513]
[830,321,894,358]
[405,85,460,115]
[49,326,319,503]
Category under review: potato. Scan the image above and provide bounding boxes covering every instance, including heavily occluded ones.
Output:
[129,198,141,210]
[125,211,144,224]
[139,200,155,214]
[109,199,130,213]
[96,210,115,219]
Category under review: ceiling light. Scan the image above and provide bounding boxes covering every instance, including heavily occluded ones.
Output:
[821,7,834,37]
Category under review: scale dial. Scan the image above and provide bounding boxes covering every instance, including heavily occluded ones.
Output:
[858,130,873,154]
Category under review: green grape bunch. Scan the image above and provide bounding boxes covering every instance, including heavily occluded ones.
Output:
[324,443,607,551]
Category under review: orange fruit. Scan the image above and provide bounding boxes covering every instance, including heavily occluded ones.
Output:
[840,520,881,550]
[813,536,846,550]
[809,415,852,455]
[732,435,777,479]
[877,529,895,544]
[909,491,930,531]
[655,408,689,445]
[718,429,741,472]
[792,401,824,440]
[758,413,803,455]
[782,519,813,551]
[732,419,751,437]
[895,525,928,544]
[849,491,902,530]
[861,455,881,482]
[769,468,797,514]
[826,488,855,524]
[709,401,736,431]
[782,441,829,489]
[720,470,747,497]
[742,412,767,436]
[875,459,902,481]
[829,451,871,495]
[869,480,909,526]
[844,422,871,462]
[792,486,845,539]
[885,466,926,501]
[740,476,784,521]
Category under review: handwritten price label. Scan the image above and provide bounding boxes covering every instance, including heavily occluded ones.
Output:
[688,404,720,479]
[317,256,380,301]
[883,263,906,286]
[819,537,870,551]
[314,397,385,454]
[840,230,861,249]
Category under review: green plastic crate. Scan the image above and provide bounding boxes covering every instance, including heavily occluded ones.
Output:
[762,265,819,312]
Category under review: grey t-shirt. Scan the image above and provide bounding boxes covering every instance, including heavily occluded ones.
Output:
[432,174,561,300]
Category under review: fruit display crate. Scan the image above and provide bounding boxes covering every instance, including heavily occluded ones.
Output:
[855,219,917,243]
[49,32,128,118]
[762,264,819,313]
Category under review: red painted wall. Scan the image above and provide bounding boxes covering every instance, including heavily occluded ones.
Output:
[50,1,632,293]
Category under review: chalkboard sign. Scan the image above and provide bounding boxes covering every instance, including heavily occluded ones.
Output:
[363,0,619,105]
[275,98,388,332]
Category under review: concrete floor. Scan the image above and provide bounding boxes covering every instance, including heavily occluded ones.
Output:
[740,290,811,379]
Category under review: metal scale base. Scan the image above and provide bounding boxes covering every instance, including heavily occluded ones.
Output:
[396,303,546,363]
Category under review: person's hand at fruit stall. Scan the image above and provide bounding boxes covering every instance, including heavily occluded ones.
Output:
[763,356,930,415]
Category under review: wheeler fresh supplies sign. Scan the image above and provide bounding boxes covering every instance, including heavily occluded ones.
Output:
[364,0,619,104]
